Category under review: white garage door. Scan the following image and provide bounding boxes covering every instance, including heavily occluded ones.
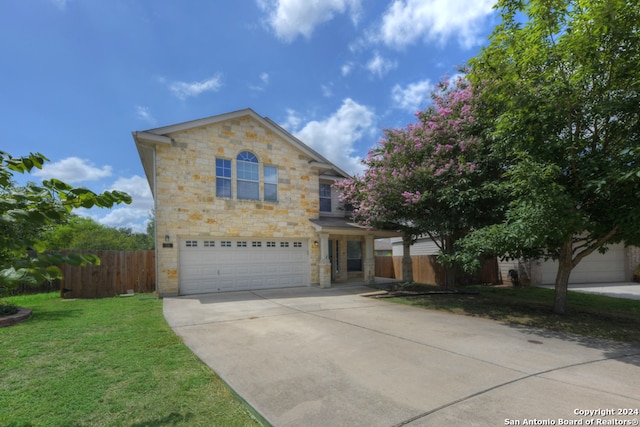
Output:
[540,243,626,285]
[179,238,310,295]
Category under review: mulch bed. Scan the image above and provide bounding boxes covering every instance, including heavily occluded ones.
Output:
[362,283,480,298]
[0,307,32,327]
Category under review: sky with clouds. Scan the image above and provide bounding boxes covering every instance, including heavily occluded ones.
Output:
[1,0,498,232]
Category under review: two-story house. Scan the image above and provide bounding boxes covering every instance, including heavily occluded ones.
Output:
[134,108,400,296]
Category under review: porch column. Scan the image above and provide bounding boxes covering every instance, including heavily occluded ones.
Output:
[402,235,413,283]
[363,235,375,284]
[319,232,331,288]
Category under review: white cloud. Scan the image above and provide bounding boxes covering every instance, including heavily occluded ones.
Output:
[258,0,362,42]
[77,175,154,233]
[109,175,154,212]
[135,105,157,125]
[321,83,334,98]
[34,157,112,183]
[281,108,303,131]
[94,207,151,233]
[375,0,495,49]
[341,62,354,76]
[391,78,433,112]
[166,74,223,100]
[250,72,271,91]
[366,52,397,78]
[284,99,376,175]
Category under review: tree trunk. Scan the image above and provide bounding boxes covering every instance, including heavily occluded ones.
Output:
[443,265,456,289]
[401,235,413,283]
[553,241,574,315]
[442,235,457,289]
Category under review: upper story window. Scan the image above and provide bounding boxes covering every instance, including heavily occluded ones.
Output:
[264,165,278,202]
[319,183,332,212]
[216,158,232,198]
[237,151,259,200]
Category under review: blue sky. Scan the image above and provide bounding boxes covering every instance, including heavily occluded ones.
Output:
[1,0,498,232]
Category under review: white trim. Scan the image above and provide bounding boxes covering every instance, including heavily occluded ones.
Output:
[136,108,350,179]
[132,131,172,145]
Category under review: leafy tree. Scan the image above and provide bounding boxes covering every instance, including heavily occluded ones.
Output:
[461,0,640,313]
[144,211,155,250]
[0,152,131,294]
[337,76,502,287]
[41,216,154,251]
[336,136,423,282]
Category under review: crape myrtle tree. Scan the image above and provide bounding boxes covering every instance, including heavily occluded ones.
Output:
[337,76,502,288]
[458,0,640,314]
[0,152,131,295]
[335,140,423,283]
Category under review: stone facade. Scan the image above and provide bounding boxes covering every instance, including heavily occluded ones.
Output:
[135,109,402,295]
[152,115,324,294]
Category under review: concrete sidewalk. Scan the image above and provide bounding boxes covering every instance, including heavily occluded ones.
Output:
[164,286,640,427]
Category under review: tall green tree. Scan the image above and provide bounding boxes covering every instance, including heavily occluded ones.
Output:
[462,0,640,313]
[0,152,131,292]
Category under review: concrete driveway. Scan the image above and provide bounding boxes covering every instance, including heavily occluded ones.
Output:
[539,282,640,300]
[164,286,640,427]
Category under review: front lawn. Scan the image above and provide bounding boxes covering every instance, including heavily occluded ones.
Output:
[387,285,640,343]
[0,292,263,427]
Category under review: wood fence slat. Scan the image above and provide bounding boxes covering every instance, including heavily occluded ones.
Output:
[60,250,156,299]
[374,256,395,278]
[376,255,499,286]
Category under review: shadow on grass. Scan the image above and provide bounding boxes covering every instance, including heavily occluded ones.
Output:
[393,291,640,367]
[130,412,194,427]
[27,308,83,323]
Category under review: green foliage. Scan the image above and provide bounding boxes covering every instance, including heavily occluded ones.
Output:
[0,300,17,315]
[0,151,131,293]
[1,293,260,426]
[461,0,640,313]
[337,76,505,287]
[41,216,154,251]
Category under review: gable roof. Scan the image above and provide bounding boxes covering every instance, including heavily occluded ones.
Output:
[132,108,351,196]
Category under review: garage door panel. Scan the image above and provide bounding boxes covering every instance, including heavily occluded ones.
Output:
[179,238,310,295]
[540,243,625,285]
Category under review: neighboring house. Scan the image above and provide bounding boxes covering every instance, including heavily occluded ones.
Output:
[374,238,393,256]
[390,236,440,257]
[393,237,639,286]
[133,108,400,296]
[502,243,640,286]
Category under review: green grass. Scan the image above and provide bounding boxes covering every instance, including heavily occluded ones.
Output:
[389,285,640,343]
[0,293,263,427]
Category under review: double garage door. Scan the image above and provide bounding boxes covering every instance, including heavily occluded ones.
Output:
[539,242,626,285]
[179,238,310,295]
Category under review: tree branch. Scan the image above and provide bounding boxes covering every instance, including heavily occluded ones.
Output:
[572,227,618,269]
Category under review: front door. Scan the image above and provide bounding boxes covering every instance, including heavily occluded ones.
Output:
[347,240,362,272]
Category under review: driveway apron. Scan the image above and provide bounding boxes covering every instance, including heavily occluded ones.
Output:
[164,286,640,427]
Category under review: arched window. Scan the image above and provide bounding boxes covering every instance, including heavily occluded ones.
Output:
[236,151,259,200]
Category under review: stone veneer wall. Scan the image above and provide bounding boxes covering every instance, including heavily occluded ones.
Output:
[154,116,321,295]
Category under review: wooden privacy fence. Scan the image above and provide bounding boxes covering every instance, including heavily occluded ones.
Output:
[375,255,500,286]
[60,250,155,299]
